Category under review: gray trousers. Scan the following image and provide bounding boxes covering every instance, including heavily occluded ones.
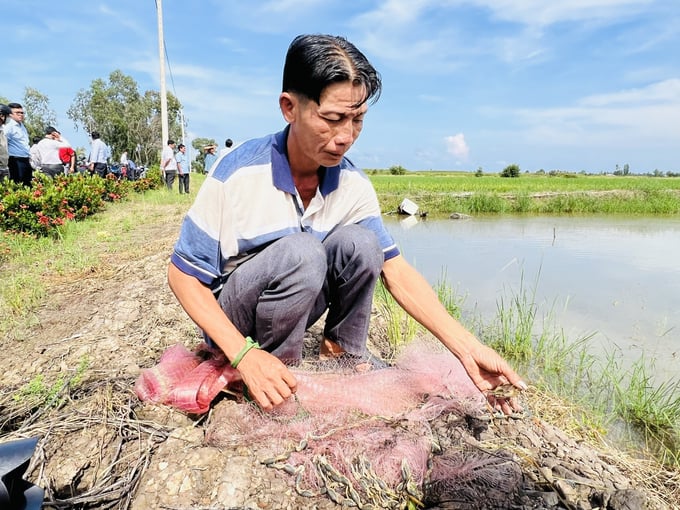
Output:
[164,171,177,189]
[40,164,65,178]
[216,225,384,363]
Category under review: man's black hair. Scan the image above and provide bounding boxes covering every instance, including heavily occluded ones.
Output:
[282,34,382,107]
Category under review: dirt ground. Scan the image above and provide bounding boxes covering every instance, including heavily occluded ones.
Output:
[1,204,678,510]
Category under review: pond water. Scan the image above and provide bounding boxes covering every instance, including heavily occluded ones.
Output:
[384,215,680,384]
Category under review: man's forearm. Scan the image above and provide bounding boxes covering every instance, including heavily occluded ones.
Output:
[167,262,245,361]
[381,255,479,358]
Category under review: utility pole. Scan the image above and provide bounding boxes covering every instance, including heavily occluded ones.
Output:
[157,0,169,149]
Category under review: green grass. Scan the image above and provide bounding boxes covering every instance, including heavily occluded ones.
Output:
[490,282,680,466]
[13,355,90,411]
[0,174,206,340]
[370,172,680,216]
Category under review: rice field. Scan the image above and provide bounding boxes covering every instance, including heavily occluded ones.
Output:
[368,172,680,216]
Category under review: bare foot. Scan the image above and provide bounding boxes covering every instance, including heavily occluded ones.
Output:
[319,337,345,359]
[318,338,379,372]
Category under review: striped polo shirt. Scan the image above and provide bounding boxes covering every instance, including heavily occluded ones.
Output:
[171,127,399,289]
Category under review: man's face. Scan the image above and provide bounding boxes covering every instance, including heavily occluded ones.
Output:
[9,107,25,123]
[281,81,368,172]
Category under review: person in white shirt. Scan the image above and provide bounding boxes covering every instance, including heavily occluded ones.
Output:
[34,126,74,177]
[160,139,178,190]
[0,104,10,181]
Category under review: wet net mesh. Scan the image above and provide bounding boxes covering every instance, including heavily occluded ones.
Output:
[136,337,524,508]
[220,340,522,507]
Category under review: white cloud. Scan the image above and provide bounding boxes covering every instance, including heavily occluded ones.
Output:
[351,0,659,70]
[445,133,470,159]
[464,0,651,27]
[492,79,680,149]
[578,78,680,106]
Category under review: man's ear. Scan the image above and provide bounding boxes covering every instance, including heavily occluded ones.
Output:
[279,92,297,123]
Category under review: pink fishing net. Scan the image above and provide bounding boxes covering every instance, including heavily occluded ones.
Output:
[136,338,499,506]
[134,343,241,414]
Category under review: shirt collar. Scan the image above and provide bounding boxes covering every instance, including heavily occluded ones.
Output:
[271,125,341,197]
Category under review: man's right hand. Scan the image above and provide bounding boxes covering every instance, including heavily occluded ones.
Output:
[235,348,298,410]
[167,263,297,411]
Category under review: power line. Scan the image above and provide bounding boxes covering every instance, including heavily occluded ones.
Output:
[154,0,177,97]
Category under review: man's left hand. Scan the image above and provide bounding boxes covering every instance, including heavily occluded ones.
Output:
[459,343,527,415]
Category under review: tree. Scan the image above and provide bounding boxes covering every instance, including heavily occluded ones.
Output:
[22,87,57,141]
[500,163,521,178]
[67,70,183,165]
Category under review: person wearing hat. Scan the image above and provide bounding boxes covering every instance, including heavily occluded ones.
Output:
[34,126,75,178]
[203,144,218,174]
[5,103,32,186]
[0,104,10,181]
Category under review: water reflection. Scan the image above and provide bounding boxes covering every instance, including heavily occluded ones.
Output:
[384,215,680,383]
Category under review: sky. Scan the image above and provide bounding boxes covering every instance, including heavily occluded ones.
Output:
[2,0,679,173]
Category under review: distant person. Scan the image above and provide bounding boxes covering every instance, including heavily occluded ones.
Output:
[34,126,75,178]
[119,150,129,178]
[160,139,178,190]
[5,103,32,185]
[88,131,109,177]
[29,136,42,170]
[176,143,189,194]
[219,138,234,157]
[59,146,76,174]
[0,104,10,181]
[203,145,217,173]
[127,158,139,180]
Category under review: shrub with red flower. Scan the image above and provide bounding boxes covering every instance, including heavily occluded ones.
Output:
[0,171,158,237]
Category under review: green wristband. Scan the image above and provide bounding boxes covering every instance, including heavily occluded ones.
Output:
[231,336,260,368]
